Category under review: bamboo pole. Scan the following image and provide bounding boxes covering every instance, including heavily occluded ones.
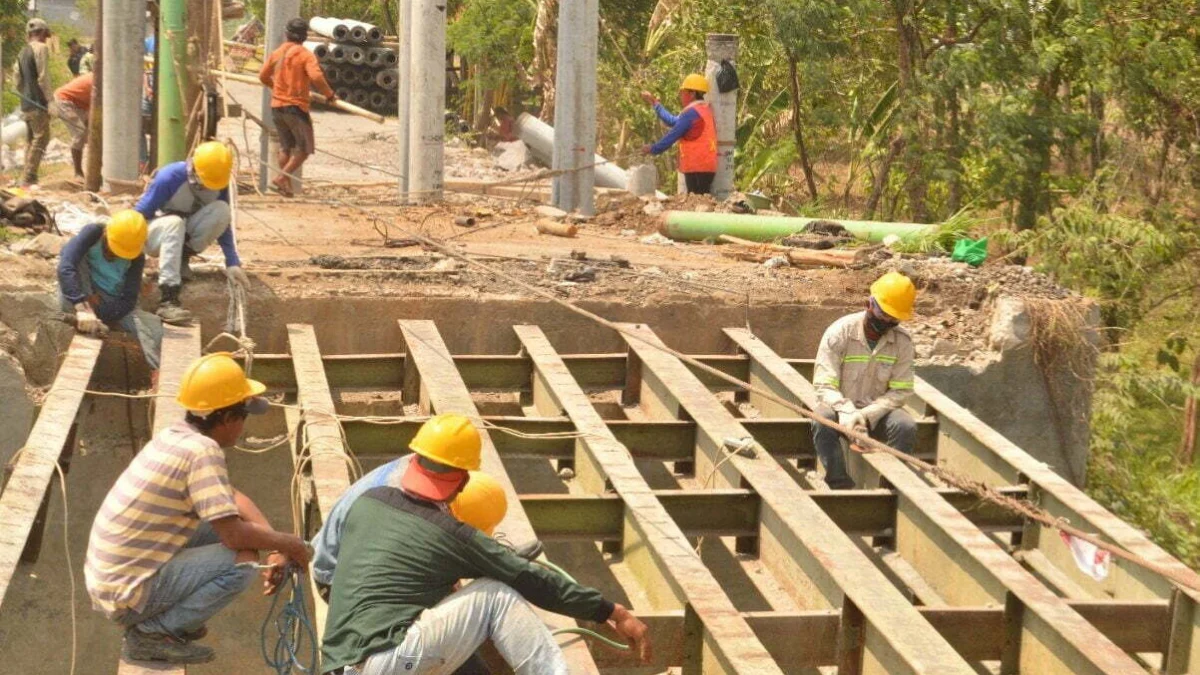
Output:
[212,70,385,123]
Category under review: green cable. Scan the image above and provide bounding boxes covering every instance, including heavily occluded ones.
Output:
[534,559,631,651]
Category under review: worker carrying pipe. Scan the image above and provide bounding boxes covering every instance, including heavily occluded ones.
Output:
[640,73,718,195]
[134,141,246,325]
[57,210,163,371]
[812,272,919,489]
[320,414,653,674]
[259,18,338,197]
[84,354,310,665]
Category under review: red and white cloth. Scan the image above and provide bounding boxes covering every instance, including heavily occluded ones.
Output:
[1059,531,1111,581]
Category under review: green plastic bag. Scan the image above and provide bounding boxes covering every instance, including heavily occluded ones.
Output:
[951,236,988,267]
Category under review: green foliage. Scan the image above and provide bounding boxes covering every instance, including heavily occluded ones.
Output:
[890,208,990,254]
[446,0,534,93]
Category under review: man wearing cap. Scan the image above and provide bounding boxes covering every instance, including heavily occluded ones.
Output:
[57,210,162,371]
[321,414,652,674]
[85,354,310,665]
[258,18,336,197]
[811,271,919,489]
[12,18,53,187]
[639,73,718,195]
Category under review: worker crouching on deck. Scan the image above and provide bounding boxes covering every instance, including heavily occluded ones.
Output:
[320,414,652,675]
[811,272,919,489]
[640,73,718,195]
[85,354,311,665]
[57,210,163,372]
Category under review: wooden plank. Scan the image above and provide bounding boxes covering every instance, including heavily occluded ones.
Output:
[153,325,201,433]
[398,320,599,674]
[622,324,974,675]
[516,325,782,674]
[726,327,1150,674]
[0,335,100,609]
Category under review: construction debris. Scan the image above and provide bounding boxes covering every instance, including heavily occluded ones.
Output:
[535,220,578,238]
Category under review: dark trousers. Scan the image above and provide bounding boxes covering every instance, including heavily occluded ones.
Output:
[811,404,916,489]
[684,171,715,195]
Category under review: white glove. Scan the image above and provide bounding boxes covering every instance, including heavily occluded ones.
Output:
[74,304,105,336]
[225,265,251,290]
[837,410,867,432]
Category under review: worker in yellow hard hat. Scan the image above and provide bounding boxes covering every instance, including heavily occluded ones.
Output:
[450,471,508,536]
[320,414,652,673]
[639,73,718,195]
[810,271,918,489]
[84,353,310,665]
[136,140,246,326]
[56,210,163,370]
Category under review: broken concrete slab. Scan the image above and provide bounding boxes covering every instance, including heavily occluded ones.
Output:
[0,351,34,472]
[493,141,532,172]
[11,233,67,259]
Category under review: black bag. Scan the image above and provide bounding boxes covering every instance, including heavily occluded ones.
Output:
[716,59,739,93]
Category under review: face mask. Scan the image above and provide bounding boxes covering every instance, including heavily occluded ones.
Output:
[866,314,896,336]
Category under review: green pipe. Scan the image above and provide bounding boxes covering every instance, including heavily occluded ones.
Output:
[156,0,188,165]
[659,211,935,243]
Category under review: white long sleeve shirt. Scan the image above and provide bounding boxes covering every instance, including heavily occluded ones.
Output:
[813,311,915,426]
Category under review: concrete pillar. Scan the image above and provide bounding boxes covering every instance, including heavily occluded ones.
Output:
[550,0,598,215]
[407,0,445,203]
[102,0,144,181]
[258,0,301,193]
[705,33,738,200]
[396,0,411,198]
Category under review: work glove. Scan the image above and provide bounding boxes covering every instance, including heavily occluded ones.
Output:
[838,410,867,433]
[225,265,251,290]
[74,304,105,336]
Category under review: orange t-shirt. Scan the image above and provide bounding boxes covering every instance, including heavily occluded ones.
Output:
[55,72,94,111]
[258,42,334,112]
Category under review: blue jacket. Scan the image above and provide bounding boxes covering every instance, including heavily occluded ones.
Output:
[311,456,410,586]
[135,161,240,267]
[58,223,145,323]
[650,103,701,155]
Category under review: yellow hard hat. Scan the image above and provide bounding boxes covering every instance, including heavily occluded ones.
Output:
[409,413,482,471]
[176,352,267,413]
[450,471,507,535]
[681,73,709,94]
[191,141,234,190]
[105,210,148,260]
[870,271,917,321]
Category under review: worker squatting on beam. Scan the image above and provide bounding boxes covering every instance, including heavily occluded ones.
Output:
[134,141,249,325]
[319,413,653,674]
[258,18,338,197]
[812,272,919,489]
[640,73,719,196]
[57,210,163,372]
[84,354,311,665]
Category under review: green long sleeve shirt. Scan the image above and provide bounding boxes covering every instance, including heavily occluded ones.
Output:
[320,486,615,672]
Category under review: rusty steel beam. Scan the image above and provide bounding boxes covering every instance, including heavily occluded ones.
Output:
[515,325,782,674]
[726,327,1152,674]
[0,335,100,610]
[398,320,600,674]
[619,323,975,674]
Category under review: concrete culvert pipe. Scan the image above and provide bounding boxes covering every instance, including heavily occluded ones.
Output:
[365,50,382,67]
[335,88,353,102]
[345,46,366,65]
[350,89,370,107]
[376,69,398,90]
[309,17,350,42]
[328,44,346,63]
[369,91,388,110]
[341,19,383,44]
[349,25,368,43]
[304,41,329,61]
[369,48,398,67]
[359,68,377,86]
[325,67,341,84]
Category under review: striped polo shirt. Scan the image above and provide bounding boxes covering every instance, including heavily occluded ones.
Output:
[84,421,239,617]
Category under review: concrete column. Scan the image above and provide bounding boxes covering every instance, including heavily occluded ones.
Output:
[396,0,412,198]
[407,0,445,203]
[258,0,301,193]
[550,0,598,215]
[705,33,738,200]
[102,0,144,181]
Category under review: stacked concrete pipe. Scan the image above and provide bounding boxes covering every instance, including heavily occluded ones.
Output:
[306,17,397,115]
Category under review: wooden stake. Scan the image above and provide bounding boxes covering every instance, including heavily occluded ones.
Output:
[535,219,578,238]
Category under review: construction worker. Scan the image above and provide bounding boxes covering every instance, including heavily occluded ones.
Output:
[57,210,162,370]
[12,18,53,187]
[67,38,85,75]
[85,353,310,665]
[320,414,652,674]
[639,73,718,195]
[53,71,93,179]
[811,271,918,489]
[258,18,337,197]
[135,141,247,325]
[79,45,96,75]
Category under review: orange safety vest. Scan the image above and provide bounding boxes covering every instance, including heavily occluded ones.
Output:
[678,101,717,174]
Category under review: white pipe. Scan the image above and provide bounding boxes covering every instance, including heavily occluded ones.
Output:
[308,17,350,41]
[407,0,445,202]
[516,113,627,190]
[550,0,598,215]
[304,41,328,60]
[101,0,144,181]
[705,33,738,199]
[397,0,412,197]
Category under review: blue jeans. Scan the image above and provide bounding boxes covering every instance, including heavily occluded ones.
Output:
[115,523,255,639]
[59,260,163,370]
[811,404,916,490]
